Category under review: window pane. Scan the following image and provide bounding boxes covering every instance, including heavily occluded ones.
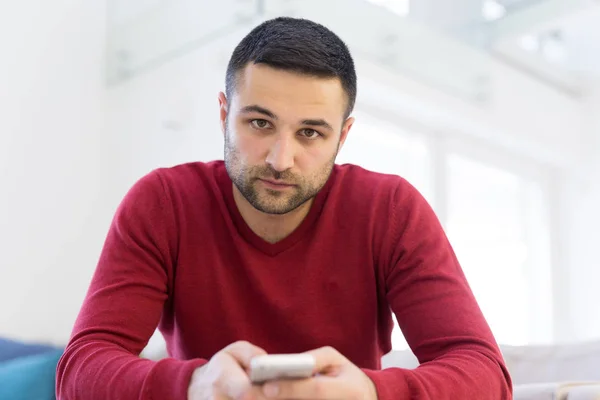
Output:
[445,153,552,345]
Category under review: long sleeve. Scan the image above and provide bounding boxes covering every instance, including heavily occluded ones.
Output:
[56,171,207,400]
[363,181,513,399]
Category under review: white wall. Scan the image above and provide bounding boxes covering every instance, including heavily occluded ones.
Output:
[355,58,587,169]
[560,81,600,342]
[0,1,112,345]
[0,2,596,346]
[105,32,230,186]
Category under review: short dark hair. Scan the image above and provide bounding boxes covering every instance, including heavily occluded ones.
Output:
[225,17,357,119]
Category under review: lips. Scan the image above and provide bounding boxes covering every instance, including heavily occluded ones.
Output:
[259,179,295,187]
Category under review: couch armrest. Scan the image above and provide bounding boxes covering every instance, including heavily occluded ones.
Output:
[514,382,600,400]
[514,382,565,400]
[566,384,600,400]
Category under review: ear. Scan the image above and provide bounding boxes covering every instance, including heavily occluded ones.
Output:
[338,116,354,151]
[218,91,228,135]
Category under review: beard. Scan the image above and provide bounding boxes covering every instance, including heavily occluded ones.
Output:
[224,127,338,215]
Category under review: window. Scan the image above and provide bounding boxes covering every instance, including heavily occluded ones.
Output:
[445,153,553,345]
[338,112,553,349]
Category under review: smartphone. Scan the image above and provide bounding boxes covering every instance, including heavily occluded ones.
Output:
[249,353,316,384]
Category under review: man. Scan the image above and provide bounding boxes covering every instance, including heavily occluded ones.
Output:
[56,17,512,400]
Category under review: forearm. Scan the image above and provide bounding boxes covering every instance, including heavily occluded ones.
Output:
[56,340,207,400]
[362,348,512,400]
[54,171,206,398]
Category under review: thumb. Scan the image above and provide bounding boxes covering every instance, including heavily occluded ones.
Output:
[223,340,268,369]
[217,355,255,400]
[217,342,267,400]
[304,346,346,374]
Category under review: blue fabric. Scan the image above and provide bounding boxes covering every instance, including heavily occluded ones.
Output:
[0,349,64,400]
[0,337,58,362]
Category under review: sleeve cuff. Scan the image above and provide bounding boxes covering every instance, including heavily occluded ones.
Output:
[146,357,208,400]
[362,367,410,400]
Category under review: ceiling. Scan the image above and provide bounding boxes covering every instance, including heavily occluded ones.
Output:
[372,0,600,93]
[107,0,599,98]
[489,0,600,93]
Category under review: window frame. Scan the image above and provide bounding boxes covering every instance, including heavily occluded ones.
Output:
[350,104,557,346]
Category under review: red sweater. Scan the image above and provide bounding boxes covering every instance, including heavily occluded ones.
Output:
[56,161,512,399]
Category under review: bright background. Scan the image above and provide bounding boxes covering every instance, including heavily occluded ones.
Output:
[1,0,599,350]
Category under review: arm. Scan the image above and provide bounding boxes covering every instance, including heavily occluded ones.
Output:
[56,171,206,400]
[362,181,513,399]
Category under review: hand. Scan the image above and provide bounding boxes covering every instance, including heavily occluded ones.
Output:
[260,346,378,400]
[188,340,269,400]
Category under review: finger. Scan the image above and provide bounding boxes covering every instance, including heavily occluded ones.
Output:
[262,375,350,400]
[246,385,272,400]
[303,346,346,374]
[215,342,268,400]
[223,340,268,369]
[214,353,257,400]
[226,382,271,400]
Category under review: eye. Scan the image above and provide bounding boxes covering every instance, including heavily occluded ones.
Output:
[299,129,321,139]
[250,119,271,129]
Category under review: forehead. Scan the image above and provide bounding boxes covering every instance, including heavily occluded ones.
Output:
[232,64,347,120]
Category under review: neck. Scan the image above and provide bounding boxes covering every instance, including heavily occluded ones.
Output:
[232,186,313,243]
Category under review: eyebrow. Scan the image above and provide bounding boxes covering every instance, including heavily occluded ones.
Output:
[239,105,277,119]
[239,104,334,132]
[301,118,334,132]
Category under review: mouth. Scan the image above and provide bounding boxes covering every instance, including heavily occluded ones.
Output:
[258,179,296,189]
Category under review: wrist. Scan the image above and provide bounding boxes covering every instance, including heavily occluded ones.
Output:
[187,365,207,400]
[363,372,378,400]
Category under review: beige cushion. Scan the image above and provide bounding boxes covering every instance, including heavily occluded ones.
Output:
[501,341,600,385]
[514,382,600,400]
[514,382,566,400]
[567,384,600,400]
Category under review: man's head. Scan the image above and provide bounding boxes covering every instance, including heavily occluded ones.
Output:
[219,17,357,215]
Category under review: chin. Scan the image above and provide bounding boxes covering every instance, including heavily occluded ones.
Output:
[252,196,300,215]
[255,199,293,214]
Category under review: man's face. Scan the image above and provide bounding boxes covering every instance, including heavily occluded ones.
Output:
[220,64,353,215]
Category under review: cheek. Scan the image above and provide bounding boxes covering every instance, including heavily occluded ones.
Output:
[296,142,337,169]
[233,130,268,163]
[230,122,251,149]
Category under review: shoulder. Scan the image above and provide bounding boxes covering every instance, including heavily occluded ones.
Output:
[330,163,437,244]
[327,164,436,270]
[331,163,419,208]
[141,160,226,204]
[152,160,223,190]
[117,161,223,216]
[326,163,428,238]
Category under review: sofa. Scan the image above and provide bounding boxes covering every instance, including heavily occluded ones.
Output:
[144,329,600,398]
[382,340,600,399]
[4,331,600,400]
[0,337,64,400]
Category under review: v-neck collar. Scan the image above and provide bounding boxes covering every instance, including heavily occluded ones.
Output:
[214,161,336,257]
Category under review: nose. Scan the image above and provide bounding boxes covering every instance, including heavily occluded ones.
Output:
[265,133,295,172]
